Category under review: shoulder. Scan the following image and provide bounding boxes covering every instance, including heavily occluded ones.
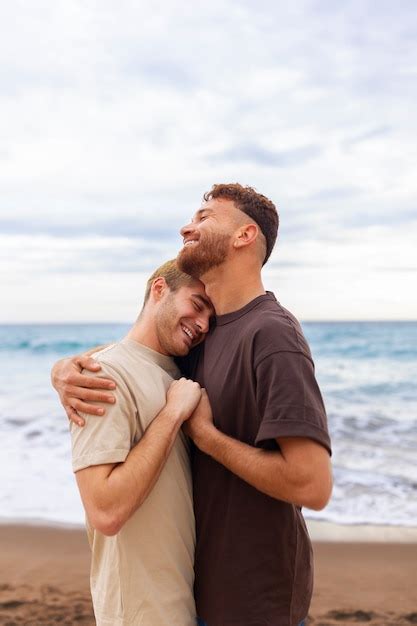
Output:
[81,344,136,400]
[92,342,131,372]
[90,342,153,381]
[246,298,312,362]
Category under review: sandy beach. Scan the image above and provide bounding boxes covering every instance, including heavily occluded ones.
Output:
[0,522,416,626]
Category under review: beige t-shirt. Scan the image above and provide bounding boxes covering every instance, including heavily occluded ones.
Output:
[71,338,196,626]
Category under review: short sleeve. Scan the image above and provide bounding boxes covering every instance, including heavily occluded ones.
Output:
[70,363,138,472]
[254,350,331,454]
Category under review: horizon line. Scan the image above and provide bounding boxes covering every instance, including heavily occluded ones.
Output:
[1,319,417,325]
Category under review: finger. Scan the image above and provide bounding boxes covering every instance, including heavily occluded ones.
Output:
[66,373,116,390]
[66,386,116,404]
[65,406,85,427]
[71,398,106,416]
[76,356,102,371]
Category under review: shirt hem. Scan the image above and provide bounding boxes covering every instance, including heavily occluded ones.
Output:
[255,419,331,454]
[72,448,130,472]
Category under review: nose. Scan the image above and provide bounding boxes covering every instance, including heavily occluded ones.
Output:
[196,315,210,336]
[180,221,195,238]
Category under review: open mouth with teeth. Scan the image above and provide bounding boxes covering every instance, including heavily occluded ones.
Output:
[183,238,199,247]
[181,323,196,345]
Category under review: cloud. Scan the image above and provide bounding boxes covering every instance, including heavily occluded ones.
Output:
[342,126,393,149]
[309,186,363,201]
[375,266,417,273]
[0,0,416,319]
[0,218,182,241]
[0,234,178,277]
[208,143,322,167]
[125,60,196,90]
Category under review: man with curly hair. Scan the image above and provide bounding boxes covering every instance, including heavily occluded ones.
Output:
[53,183,332,626]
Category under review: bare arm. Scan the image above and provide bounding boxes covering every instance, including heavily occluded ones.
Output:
[51,347,117,426]
[183,392,332,510]
[76,378,201,536]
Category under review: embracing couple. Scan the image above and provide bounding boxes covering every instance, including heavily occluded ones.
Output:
[52,183,332,626]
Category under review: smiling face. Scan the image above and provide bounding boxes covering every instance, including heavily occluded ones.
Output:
[177,199,239,278]
[155,280,213,356]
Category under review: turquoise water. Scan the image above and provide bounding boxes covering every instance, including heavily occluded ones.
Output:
[0,322,416,526]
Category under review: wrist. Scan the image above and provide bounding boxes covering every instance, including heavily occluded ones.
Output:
[51,357,70,388]
[194,422,219,453]
[161,405,186,428]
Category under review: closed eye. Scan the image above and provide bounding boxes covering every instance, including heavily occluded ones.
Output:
[192,207,214,223]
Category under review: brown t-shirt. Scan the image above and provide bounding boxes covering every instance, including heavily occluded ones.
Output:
[185,293,331,626]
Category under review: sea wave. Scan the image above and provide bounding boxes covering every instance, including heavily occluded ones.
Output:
[0,324,128,355]
[303,321,417,360]
[0,339,89,353]
[1,321,416,526]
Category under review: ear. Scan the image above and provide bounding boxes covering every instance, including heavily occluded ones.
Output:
[150,277,168,302]
[233,223,259,250]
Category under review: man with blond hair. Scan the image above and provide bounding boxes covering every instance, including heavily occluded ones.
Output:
[65,260,212,626]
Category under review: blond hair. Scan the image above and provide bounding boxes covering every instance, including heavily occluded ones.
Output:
[143,259,195,305]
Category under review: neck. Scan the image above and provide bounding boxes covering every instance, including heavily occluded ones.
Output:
[201,262,266,315]
[125,313,168,355]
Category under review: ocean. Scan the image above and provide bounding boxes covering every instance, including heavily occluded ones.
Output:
[0,322,416,527]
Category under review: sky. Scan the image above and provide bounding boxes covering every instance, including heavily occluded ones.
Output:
[1,0,416,322]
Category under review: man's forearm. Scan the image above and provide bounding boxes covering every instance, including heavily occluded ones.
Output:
[51,347,117,424]
[196,427,331,510]
[78,407,183,535]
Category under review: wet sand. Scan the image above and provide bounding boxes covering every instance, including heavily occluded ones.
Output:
[0,522,416,625]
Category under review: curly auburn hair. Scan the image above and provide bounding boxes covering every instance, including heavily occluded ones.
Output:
[203,183,278,264]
